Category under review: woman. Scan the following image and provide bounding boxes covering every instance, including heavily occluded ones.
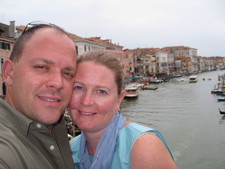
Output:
[69,51,177,169]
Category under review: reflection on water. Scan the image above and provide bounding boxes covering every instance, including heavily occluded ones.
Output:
[121,70,225,169]
[219,115,225,124]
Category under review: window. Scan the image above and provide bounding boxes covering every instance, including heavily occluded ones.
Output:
[0,58,3,74]
[75,46,78,56]
[0,42,10,50]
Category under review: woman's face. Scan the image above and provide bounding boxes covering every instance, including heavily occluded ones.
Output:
[69,61,125,133]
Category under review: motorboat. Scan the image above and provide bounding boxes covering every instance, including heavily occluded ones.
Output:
[142,85,158,90]
[217,97,225,102]
[219,108,225,115]
[189,75,198,83]
[124,84,139,99]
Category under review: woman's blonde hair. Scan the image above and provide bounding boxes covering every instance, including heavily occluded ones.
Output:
[78,51,124,95]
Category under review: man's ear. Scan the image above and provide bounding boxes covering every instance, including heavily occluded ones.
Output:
[2,60,14,86]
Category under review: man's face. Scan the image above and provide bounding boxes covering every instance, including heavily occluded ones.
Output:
[5,28,76,125]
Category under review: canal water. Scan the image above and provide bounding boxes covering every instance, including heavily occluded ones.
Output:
[121,70,225,169]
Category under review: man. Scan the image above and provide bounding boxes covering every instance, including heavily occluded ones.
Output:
[0,23,77,169]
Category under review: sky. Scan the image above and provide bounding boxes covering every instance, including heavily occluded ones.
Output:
[1,0,225,57]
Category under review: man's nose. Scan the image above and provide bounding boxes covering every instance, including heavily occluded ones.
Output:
[46,71,64,90]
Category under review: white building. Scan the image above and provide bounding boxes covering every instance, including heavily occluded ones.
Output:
[156,52,169,74]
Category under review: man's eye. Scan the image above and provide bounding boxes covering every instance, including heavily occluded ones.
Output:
[98,89,107,94]
[64,72,74,79]
[35,65,47,70]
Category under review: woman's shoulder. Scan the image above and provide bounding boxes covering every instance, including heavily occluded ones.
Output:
[117,122,156,148]
[120,122,174,159]
[121,122,156,135]
[130,133,177,169]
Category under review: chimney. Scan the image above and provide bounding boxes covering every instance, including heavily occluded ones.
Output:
[9,21,16,38]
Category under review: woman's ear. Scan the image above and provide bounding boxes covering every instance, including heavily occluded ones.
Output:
[2,60,14,86]
[116,89,126,110]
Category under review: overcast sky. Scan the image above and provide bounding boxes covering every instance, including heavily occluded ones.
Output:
[1,0,225,56]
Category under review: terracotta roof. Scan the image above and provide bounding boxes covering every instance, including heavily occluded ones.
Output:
[69,33,83,40]
[16,26,26,31]
[86,37,122,47]
[86,37,106,44]
[160,46,190,52]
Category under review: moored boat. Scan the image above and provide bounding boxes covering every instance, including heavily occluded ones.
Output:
[219,108,225,115]
[217,97,225,102]
[142,85,158,90]
[211,89,223,94]
[211,74,225,95]
[149,78,163,84]
[124,85,139,99]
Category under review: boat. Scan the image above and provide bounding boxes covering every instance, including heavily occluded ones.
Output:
[149,77,163,83]
[211,74,225,95]
[189,75,198,83]
[219,108,225,115]
[124,85,139,99]
[211,89,223,94]
[217,97,225,102]
[142,85,158,90]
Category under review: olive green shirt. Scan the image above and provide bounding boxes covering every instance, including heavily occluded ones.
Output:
[0,98,74,169]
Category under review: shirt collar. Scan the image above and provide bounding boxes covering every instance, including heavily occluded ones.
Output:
[0,99,65,136]
[1,99,59,136]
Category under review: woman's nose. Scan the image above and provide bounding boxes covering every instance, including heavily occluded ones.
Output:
[81,91,94,106]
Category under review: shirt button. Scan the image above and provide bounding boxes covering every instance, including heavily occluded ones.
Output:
[36,123,42,128]
[50,145,55,150]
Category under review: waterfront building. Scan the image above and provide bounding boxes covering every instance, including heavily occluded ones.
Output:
[204,57,215,71]
[167,53,175,75]
[1,20,225,96]
[132,48,158,75]
[134,55,144,75]
[142,55,151,74]
[123,49,135,79]
[159,46,198,74]
[156,51,169,74]
[69,34,105,57]
[148,54,157,74]
[214,56,225,70]
[86,37,123,61]
[0,21,17,96]
[198,56,205,72]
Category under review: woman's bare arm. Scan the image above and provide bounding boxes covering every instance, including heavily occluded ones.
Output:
[130,133,177,169]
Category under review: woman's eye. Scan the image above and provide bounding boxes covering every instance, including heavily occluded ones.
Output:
[74,85,83,90]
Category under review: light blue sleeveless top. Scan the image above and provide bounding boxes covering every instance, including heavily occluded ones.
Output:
[70,122,173,169]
